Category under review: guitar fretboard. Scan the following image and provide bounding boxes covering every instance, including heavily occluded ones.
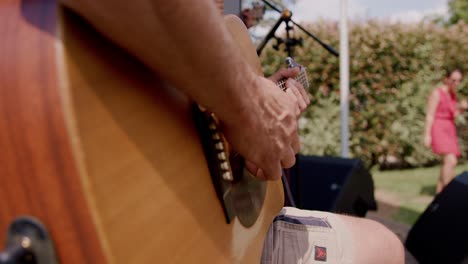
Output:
[276,68,309,92]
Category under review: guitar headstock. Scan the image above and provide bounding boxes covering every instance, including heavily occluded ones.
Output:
[286,57,309,89]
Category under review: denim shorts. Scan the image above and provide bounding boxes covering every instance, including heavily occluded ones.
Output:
[261,207,354,264]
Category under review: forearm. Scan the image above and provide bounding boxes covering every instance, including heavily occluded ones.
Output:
[60,0,258,123]
[60,0,302,180]
[425,90,439,137]
[424,115,434,136]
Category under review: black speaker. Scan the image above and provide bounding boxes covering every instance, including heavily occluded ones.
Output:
[405,171,468,264]
[288,155,377,217]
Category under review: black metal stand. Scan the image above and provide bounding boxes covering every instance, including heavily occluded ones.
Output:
[256,9,301,57]
[282,169,297,207]
[257,0,339,58]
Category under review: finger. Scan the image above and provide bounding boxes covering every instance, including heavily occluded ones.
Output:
[287,79,307,112]
[280,147,296,169]
[261,161,282,181]
[246,160,278,181]
[291,132,300,154]
[254,168,266,181]
[268,68,288,83]
[288,78,310,106]
[268,67,300,83]
[280,67,300,79]
[285,88,301,116]
[293,78,310,105]
[245,160,259,177]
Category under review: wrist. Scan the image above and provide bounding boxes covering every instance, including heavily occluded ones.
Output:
[215,70,262,128]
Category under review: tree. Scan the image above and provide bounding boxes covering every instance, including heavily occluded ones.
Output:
[447,0,468,25]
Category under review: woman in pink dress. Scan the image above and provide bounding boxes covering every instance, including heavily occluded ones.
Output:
[424,69,468,194]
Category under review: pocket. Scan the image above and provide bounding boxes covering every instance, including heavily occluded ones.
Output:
[274,227,310,264]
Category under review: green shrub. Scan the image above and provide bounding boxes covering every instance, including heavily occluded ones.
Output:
[260,21,468,169]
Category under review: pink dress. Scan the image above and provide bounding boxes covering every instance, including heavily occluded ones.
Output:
[431,88,460,157]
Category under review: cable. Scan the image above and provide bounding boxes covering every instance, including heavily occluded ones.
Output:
[281,170,297,208]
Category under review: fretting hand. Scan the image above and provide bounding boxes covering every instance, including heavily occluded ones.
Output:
[231,68,311,181]
[222,75,300,180]
[268,67,310,117]
[460,99,468,111]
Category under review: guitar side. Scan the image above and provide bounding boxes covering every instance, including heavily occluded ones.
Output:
[0,1,107,262]
[0,1,283,263]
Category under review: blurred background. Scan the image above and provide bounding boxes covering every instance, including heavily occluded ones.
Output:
[228,0,467,262]
[236,0,467,225]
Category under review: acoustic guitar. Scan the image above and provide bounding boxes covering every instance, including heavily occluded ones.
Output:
[0,1,308,263]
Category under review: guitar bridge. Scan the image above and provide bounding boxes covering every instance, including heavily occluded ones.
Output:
[192,104,266,227]
[192,104,237,223]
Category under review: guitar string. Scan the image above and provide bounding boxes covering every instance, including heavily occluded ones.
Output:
[276,71,308,90]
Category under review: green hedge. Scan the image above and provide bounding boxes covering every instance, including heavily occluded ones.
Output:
[260,21,468,169]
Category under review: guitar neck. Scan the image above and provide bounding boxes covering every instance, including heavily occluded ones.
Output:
[276,68,309,91]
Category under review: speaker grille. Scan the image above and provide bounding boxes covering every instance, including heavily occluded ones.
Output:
[289,155,376,217]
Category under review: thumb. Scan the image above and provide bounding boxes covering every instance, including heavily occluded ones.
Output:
[269,67,300,83]
[245,160,266,180]
[279,67,300,79]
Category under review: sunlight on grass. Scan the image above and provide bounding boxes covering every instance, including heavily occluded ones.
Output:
[372,163,468,225]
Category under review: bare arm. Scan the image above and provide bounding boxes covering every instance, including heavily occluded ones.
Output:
[268,67,310,115]
[60,0,299,180]
[60,0,256,123]
[455,99,468,117]
[424,89,439,147]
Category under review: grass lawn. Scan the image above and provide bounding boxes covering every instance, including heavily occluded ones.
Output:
[371,162,468,225]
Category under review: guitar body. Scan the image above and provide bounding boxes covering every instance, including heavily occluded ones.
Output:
[0,1,283,263]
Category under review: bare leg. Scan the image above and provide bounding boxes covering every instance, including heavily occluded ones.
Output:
[437,154,458,194]
[262,208,405,264]
[338,214,405,264]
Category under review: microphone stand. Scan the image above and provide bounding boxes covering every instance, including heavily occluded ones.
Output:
[257,0,339,58]
[256,1,339,208]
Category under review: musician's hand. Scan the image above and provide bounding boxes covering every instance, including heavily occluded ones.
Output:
[461,99,468,111]
[424,134,431,148]
[268,67,310,116]
[222,76,300,181]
